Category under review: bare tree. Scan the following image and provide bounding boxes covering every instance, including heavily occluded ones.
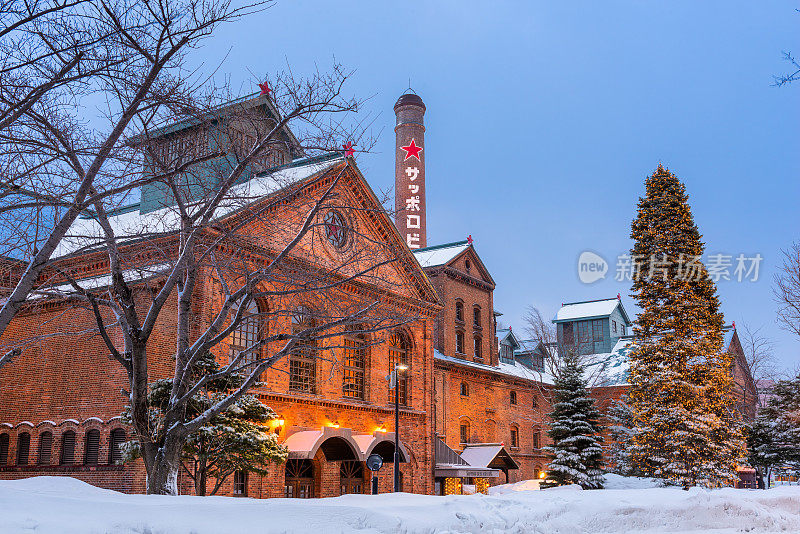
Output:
[774,242,800,341]
[739,324,778,408]
[0,0,269,371]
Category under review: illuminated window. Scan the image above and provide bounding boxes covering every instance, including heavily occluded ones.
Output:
[289,307,317,394]
[389,331,411,406]
[343,328,367,400]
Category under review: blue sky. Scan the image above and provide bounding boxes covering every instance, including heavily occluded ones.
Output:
[193,1,799,370]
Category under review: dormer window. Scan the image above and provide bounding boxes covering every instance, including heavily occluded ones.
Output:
[499,342,514,364]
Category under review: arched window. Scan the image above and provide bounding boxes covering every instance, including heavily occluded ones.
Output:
[16,432,30,465]
[109,428,126,464]
[473,306,481,328]
[84,429,100,464]
[388,331,411,406]
[289,307,317,393]
[343,326,367,400]
[510,425,519,449]
[455,330,465,354]
[0,433,8,465]
[229,300,261,370]
[532,429,541,449]
[460,382,469,396]
[60,430,76,465]
[455,300,464,323]
[510,390,517,405]
[532,395,538,409]
[37,431,53,465]
[459,419,470,444]
[285,459,314,498]
[473,336,482,361]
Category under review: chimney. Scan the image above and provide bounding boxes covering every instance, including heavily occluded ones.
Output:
[394,92,426,249]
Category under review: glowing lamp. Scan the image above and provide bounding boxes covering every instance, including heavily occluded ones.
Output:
[539,471,546,480]
[396,363,409,371]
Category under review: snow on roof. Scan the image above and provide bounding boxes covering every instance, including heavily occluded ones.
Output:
[434,349,554,385]
[29,263,171,299]
[412,241,469,268]
[584,337,635,387]
[554,298,625,323]
[53,156,342,259]
[460,445,504,468]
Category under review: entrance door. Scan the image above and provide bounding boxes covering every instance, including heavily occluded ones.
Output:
[285,459,314,498]
[340,460,364,495]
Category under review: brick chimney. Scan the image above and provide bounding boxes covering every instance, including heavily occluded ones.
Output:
[394,92,426,249]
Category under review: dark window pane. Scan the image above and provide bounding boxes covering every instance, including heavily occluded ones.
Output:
[0,434,8,465]
[16,432,30,465]
[109,429,126,464]
[84,429,100,465]
[60,431,76,465]
[38,432,53,465]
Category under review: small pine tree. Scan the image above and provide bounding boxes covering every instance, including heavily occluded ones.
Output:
[607,395,639,477]
[545,353,605,489]
[626,165,746,488]
[123,353,288,495]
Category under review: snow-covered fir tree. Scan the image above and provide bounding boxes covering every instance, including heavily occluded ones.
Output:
[626,165,745,489]
[123,353,288,495]
[747,375,800,487]
[607,395,640,477]
[545,352,605,489]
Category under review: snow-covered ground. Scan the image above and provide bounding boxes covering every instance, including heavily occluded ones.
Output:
[1,475,799,534]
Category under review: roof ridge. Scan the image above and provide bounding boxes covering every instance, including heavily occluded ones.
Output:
[414,239,469,253]
[561,297,619,306]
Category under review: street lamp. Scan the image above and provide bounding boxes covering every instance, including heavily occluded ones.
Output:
[388,362,408,492]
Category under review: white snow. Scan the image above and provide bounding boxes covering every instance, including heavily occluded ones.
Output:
[459,444,504,468]
[2,475,799,533]
[412,242,469,268]
[555,299,621,322]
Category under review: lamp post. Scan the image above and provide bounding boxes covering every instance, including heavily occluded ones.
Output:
[390,363,408,492]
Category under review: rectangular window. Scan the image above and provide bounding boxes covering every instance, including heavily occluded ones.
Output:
[592,319,604,342]
[510,428,519,448]
[473,307,481,328]
[342,334,366,400]
[612,320,617,334]
[460,423,469,444]
[532,431,540,449]
[474,337,482,361]
[233,470,247,496]
[577,321,590,343]
[456,331,465,354]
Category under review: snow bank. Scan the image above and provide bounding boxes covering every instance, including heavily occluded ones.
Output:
[1,476,800,533]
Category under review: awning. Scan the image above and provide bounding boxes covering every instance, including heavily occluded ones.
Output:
[355,431,409,463]
[283,427,362,461]
[460,443,520,471]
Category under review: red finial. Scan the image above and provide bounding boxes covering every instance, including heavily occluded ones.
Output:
[258,81,271,96]
[467,234,473,245]
[342,141,355,157]
[617,293,621,300]
[732,321,736,329]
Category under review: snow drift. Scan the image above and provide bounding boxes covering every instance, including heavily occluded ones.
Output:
[1,475,799,533]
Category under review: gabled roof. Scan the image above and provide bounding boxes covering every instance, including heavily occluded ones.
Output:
[413,240,470,268]
[497,327,521,349]
[553,297,631,325]
[460,444,520,470]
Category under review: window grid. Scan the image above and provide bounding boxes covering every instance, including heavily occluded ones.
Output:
[342,333,366,399]
[229,301,261,370]
[233,470,248,496]
[389,332,410,406]
[510,427,519,448]
[289,309,317,394]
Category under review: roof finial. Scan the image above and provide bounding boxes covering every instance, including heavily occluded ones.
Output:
[617,293,621,300]
[467,234,473,245]
[732,320,736,329]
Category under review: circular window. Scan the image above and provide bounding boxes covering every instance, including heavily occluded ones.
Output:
[323,210,349,249]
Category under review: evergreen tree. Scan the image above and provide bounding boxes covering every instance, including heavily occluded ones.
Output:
[747,375,800,487]
[123,353,287,495]
[545,353,605,489]
[626,165,745,488]
[607,396,640,477]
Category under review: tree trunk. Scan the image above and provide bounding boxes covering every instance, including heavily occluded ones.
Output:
[145,437,182,495]
[195,454,208,496]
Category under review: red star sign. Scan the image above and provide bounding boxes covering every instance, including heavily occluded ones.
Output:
[258,81,271,96]
[467,235,473,245]
[342,141,355,157]
[400,138,423,161]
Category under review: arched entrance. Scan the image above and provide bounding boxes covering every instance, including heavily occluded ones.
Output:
[340,460,365,495]
[285,459,314,498]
